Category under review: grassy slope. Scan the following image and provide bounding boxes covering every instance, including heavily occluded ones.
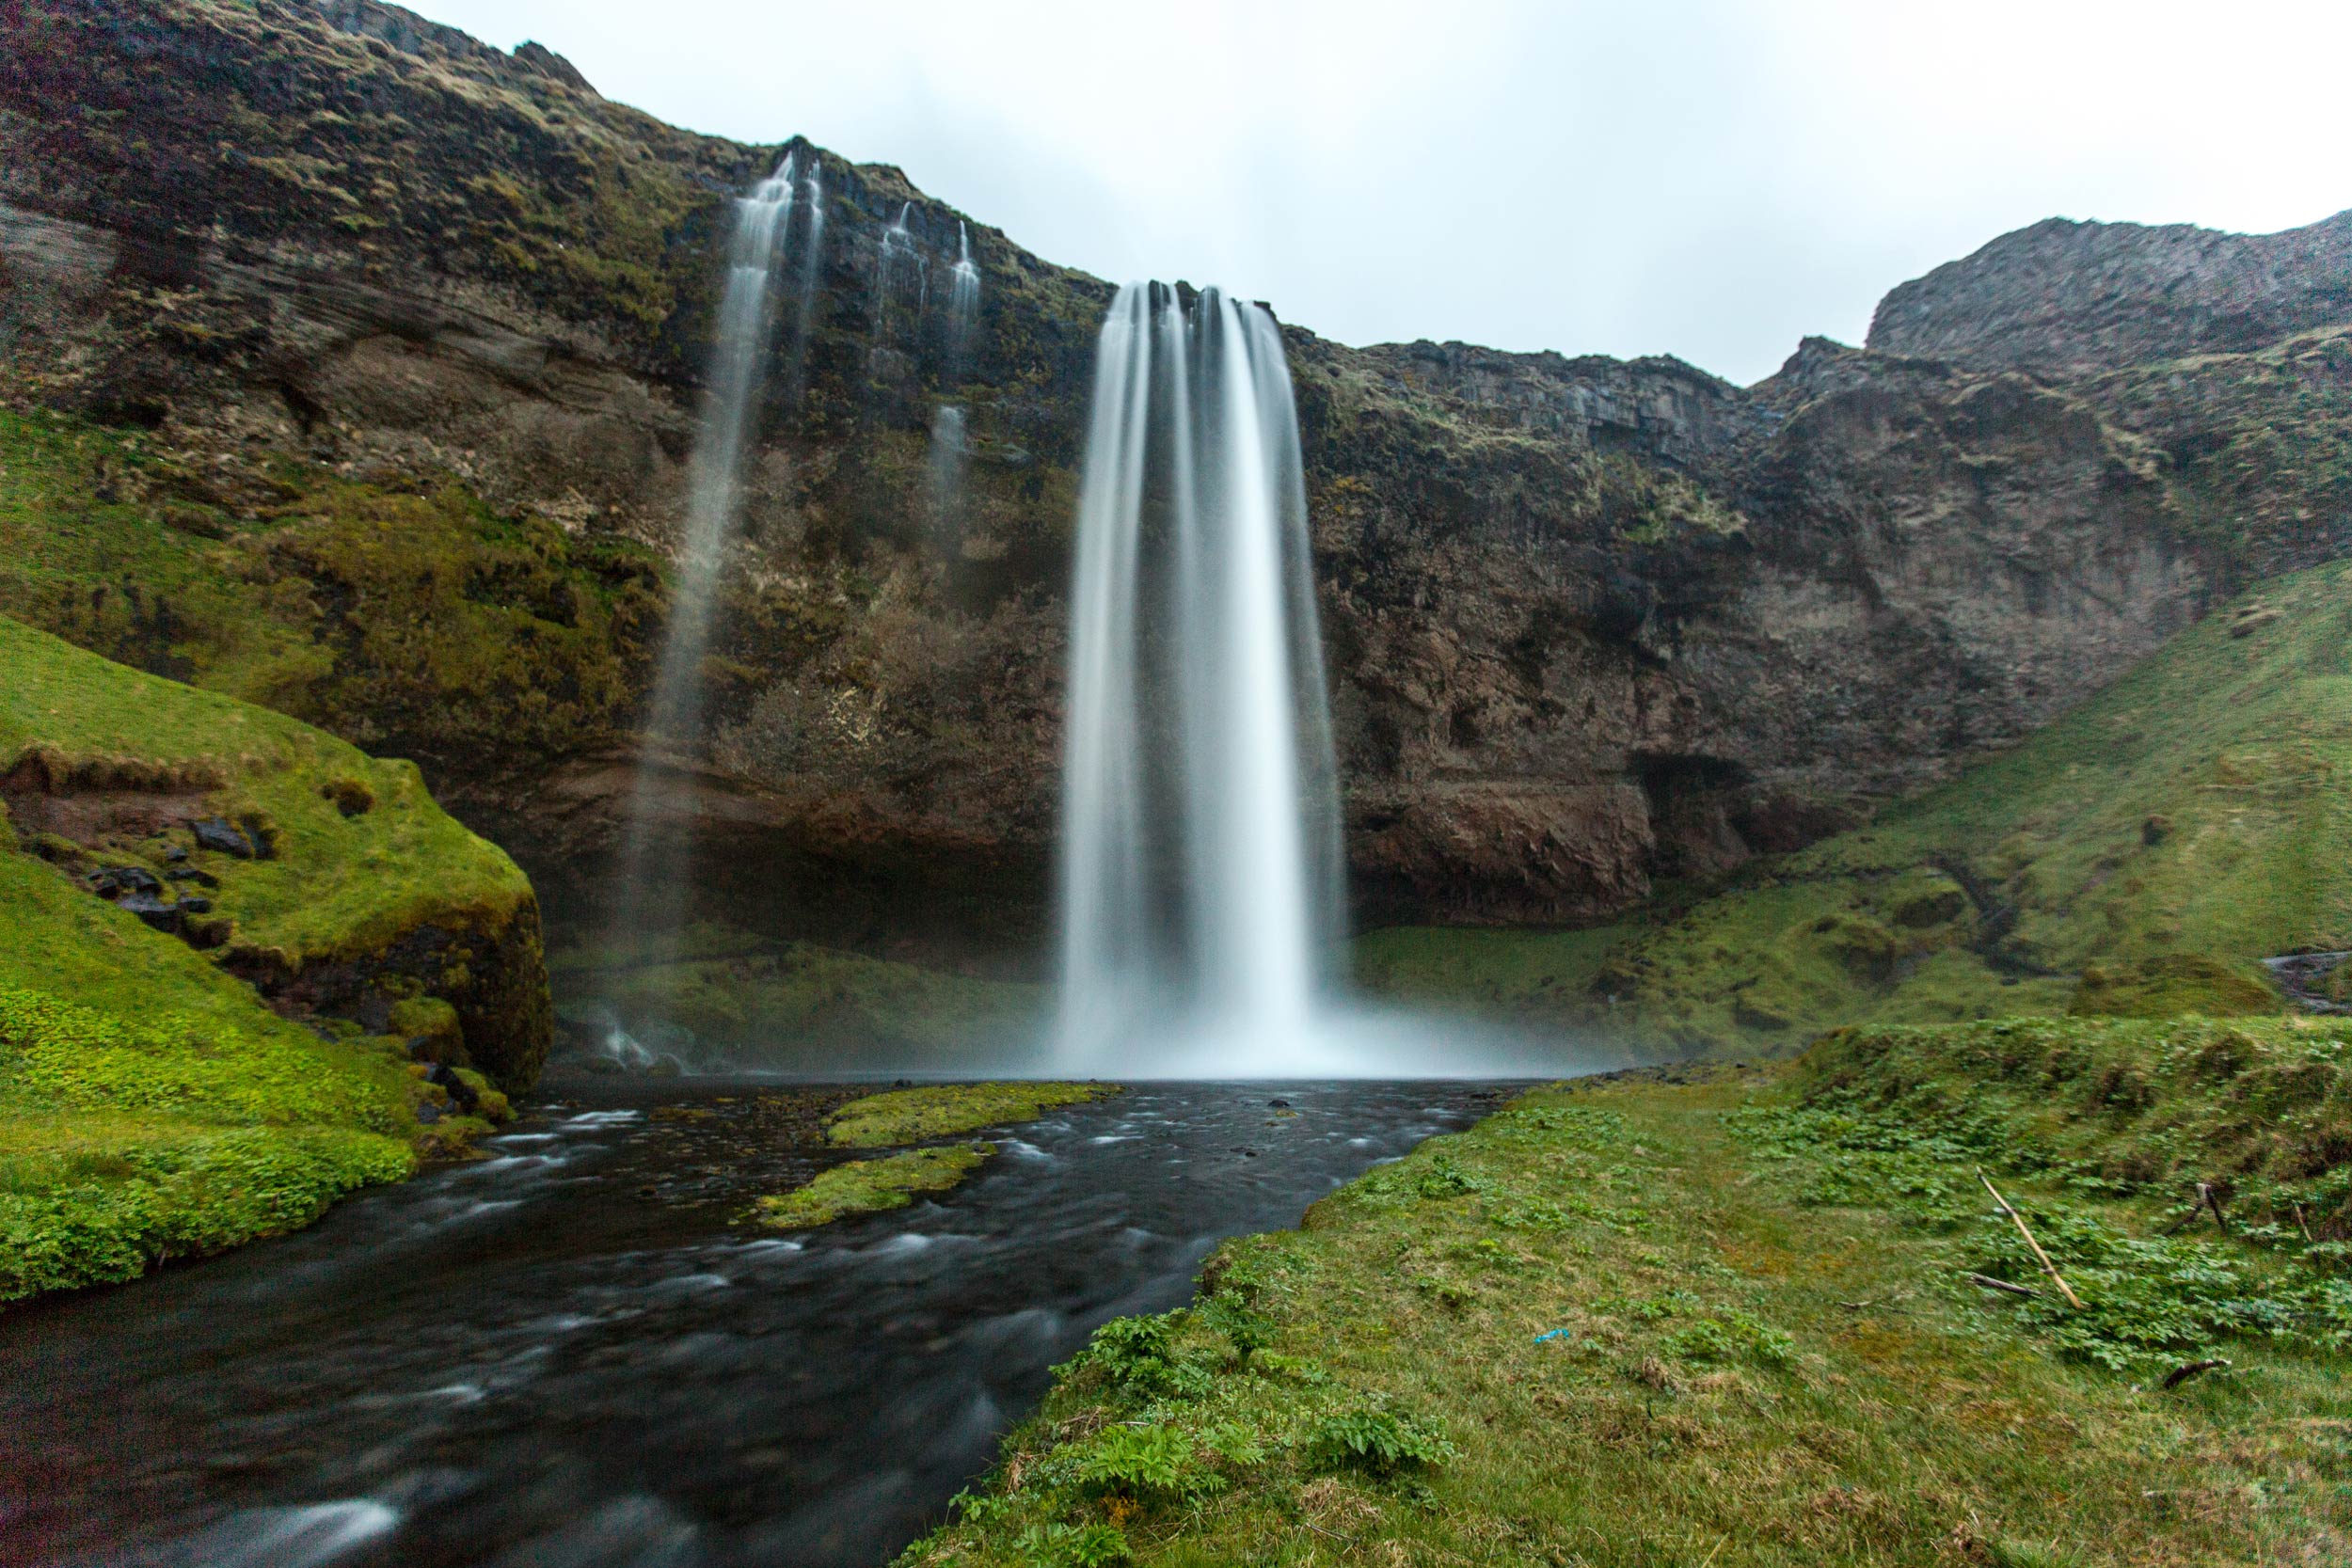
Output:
[1360,560,2352,1059]
[0,619,545,1301]
[2,614,530,965]
[907,1032,2352,1567]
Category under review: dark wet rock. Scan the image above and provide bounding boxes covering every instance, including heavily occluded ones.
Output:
[163,845,187,863]
[89,866,163,898]
[414,1101,441,1124]
[191,818,258,859]
[166,866,220,887]
[116,892,183,933]
[178,896,213,914]
[423,1061,481,1112]
[1267,1099,1292,1109]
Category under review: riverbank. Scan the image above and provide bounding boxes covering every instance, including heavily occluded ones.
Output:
[905,1019,2352,1566]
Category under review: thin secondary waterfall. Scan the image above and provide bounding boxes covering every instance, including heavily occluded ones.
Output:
[607,156,797,983]
[1056,283,1343,1070]
[948,222,980,349]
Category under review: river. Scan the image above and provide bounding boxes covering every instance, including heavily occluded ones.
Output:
[1,1077,1509,1567]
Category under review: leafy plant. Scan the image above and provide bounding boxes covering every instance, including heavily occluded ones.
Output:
[1194,1289,1272,1364]
[1661,1309,1796,1368]
[1077,1424,1206,1496]
[1073,1311,1210,1401]
[1010,1521,1131,1567]
[1410,1150,1486,1198]
[1307,1404,1458,1476]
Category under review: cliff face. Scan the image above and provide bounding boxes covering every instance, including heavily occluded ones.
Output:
[3,0,2344,953]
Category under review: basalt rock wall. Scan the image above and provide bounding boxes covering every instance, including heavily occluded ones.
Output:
[3,0,2344,954]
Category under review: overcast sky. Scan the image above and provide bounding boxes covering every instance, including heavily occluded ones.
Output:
[410,0,2348,386]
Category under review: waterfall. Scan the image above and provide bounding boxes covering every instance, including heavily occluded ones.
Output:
[785,157,826,399]
[926,403,968,531]
[1055,283,1344,1071]
[927,221,982,531]
[947,222,980,352]
[604,155,797,1009]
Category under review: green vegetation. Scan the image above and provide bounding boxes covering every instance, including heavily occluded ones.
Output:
[826,1082,1118,1148]
[906,1043,2352,1567]
[0,406,660,792]
[1359,560,2352,1058]
[552,923,1041,1066]
[1,614,549,1084]
[754,1143,993,1229]
[0,619,548,1302]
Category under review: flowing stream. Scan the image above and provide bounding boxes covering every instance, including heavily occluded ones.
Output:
[0,1077,1506,1568]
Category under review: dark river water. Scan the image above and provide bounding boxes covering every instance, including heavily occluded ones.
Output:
[0,1077,1509,1568]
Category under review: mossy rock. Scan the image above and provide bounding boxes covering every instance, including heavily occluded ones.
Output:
[0,616,552,1088]
[754,1143,993,1229]
[2069,955,2282,1020]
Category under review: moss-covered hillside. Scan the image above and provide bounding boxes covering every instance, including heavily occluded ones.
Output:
[2,613,553,1085]
[0,405,662,832]
[1,616,551,1301]
[1361,558,2352,1058]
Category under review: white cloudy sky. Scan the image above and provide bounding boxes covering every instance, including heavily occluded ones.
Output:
[411,0,2348,386]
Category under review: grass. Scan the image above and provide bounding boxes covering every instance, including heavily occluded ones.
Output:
[1,614,550,1084]
[0,850,421,1303]
[904,1037,2352,1566]
[0,622,547,1302]
[1359,559,2352,1060]
[1,614,530,965]
[826,1083,1120,1148]
[755,1143,993,1228]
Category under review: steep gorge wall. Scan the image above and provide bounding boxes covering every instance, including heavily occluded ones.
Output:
[2,0,2343,957]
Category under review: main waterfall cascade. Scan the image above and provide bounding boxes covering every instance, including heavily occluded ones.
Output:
[1056,284,1347,1073]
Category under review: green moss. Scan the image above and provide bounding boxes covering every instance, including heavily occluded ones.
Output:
[0,407,660,793]
[0,863,419,1302]
[2070,955,2283,1019]
[755,1142,993,1229]
[0,620,552,1302]
[826,1082,1118,1148]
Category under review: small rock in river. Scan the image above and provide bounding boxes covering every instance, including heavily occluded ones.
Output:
[1267,1099,1292,1109]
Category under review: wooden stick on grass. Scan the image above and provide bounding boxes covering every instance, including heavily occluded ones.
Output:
[1964,1272,2040,1299]
[1979,1170,2083,1309]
